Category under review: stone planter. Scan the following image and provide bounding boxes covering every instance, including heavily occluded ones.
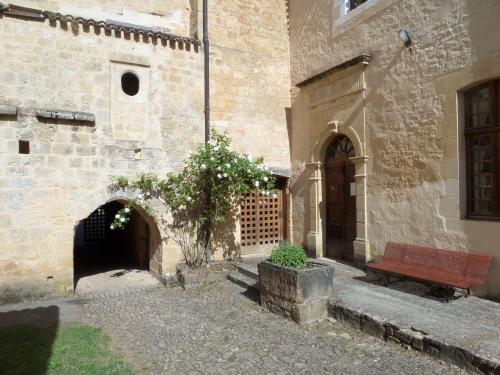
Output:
[258,260,334,324]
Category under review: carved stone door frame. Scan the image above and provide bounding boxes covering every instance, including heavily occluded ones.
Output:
[306,122,369,264]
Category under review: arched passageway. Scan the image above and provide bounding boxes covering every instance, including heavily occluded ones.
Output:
[74,201,157,291]
[324,134,356,262]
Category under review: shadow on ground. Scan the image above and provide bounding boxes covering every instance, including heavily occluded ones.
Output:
[354,272,466,302]
[0,306,59,375]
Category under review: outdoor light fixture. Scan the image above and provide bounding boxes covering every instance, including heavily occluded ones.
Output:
[399,28,412,47]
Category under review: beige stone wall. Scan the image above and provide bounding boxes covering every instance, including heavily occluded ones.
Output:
[288,0,500,298]
[0,0,291,300]
[209,0,291,168]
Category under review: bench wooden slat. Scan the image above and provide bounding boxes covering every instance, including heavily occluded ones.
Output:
[368,242,493,293]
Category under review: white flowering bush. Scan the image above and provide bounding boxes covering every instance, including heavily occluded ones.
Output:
[111,130,276,267]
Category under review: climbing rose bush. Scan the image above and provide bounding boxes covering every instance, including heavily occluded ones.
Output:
[111,130,276,267]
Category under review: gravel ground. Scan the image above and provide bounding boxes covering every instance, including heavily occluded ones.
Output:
[83,280,473,375]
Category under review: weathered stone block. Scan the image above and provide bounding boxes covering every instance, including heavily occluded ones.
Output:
[176,262,235,290]
[258,261,334,324]
[0,104,17,116]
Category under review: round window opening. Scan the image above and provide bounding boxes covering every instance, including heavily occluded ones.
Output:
[121,72,140,96]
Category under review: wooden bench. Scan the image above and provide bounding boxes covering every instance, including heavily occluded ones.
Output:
[367,242,493,298]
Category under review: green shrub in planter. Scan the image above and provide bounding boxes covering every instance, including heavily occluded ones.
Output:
[269,243,307,269]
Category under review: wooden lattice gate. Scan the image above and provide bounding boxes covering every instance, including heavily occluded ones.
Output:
[240,189,286,255]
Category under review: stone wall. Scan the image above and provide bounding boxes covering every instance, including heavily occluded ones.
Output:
[288,0,500,298]
[0,0,291,300]
[209,0,291,167]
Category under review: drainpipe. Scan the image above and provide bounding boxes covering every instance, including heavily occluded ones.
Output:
[203,0,210,144]
[203,0,212,264]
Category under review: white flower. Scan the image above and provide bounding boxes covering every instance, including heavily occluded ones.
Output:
[115,214,120,219]
[200,164,207,170]
[255,181,260,187]
[233,159,238,164]
[225,163,230,168]
[247,169,251,173]
[264,166,269,171]
[223,173,228,178]
[124,208,130,213]
[214,146,219,151]
[138,193,144,200]
[266,191,270,196]
[110,225,115,230]
[186,196,192,202]
[261,191,266,196]
[263,176,269,182]
[146,192,151,197]
[217,173,222,179]
[120,217,125,222]
[246,152,252,160]
[217,166,222,171]
[272,193,278,199]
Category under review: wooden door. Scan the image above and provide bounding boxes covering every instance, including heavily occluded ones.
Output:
[325,135,356,262]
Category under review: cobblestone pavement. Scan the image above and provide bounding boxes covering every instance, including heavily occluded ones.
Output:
[83,281,473,375]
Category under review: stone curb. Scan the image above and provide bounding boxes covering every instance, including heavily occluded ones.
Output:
[329,301,499,375]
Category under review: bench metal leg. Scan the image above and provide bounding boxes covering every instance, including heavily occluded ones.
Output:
[465,287,471,298]
[384,273,390,287]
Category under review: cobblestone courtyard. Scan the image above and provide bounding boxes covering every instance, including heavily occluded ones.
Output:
[82,281,472,375]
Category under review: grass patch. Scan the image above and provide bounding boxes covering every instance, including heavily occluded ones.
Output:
[0,324,133,375]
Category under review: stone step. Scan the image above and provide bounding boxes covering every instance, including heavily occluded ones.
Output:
[233,262,259,280]
[227,272,260,292]
[328,297,500,374]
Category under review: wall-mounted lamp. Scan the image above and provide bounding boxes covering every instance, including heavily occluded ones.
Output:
[399,28,412,47]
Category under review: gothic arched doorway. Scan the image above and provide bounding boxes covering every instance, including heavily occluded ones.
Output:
[73,200,160,291]
[324,134,356,262]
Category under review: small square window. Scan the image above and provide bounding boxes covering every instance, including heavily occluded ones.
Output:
[19,140,30,154]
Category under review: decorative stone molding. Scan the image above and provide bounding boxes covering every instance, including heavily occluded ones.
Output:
[0,104,17,117]
[306,122,370,264]
[36,109,95,125]
[296,54,372,88]
[0,3,200,48]
[0,4,44,20]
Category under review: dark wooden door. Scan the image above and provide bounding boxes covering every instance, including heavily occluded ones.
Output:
[325,135,356,261]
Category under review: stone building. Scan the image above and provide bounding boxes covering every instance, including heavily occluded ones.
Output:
[288,0,500,299]
[1,0,500,300]
[0,0,290,300]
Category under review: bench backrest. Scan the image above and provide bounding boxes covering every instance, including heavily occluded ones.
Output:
[384,242,493,284]
[464,254,494,285]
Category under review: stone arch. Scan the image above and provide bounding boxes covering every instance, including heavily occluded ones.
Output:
[306,121,369,264]
[312,121,364,163]
[73,191,164,290]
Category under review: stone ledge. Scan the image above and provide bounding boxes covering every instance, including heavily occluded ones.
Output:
[329,301,499,374]
[36,109,95,125]
[0,104,17,117]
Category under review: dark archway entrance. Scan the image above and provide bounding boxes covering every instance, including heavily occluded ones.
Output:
[325,134,356,262]
[73,201,152,289]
